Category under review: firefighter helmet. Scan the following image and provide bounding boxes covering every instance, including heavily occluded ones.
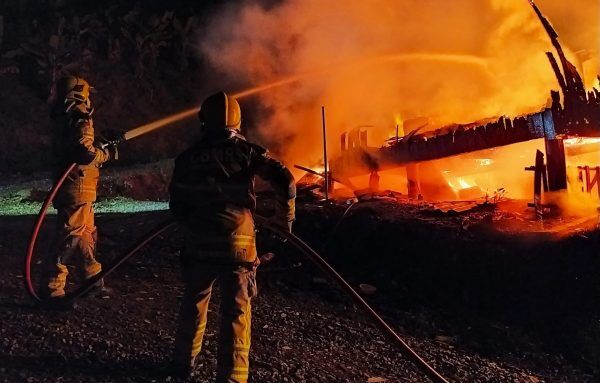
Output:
[198,91,241,130]
[55,75,92,104]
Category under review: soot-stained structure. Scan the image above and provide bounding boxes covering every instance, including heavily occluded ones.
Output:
[330,0,599,193]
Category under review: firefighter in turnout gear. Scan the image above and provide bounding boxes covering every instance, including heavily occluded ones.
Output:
[170,91,296,382]
[44,75,116,299]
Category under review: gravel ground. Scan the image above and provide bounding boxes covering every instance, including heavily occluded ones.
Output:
[0,208,596,382]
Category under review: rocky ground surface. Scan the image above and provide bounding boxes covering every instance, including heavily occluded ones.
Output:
[0,201,599,382]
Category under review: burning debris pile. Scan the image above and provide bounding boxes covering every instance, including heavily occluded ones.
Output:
[199,0,598,167]
[295,1,600,223]
[0,1,599,382]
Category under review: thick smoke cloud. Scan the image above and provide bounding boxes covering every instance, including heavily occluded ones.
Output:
[199,0,599,165]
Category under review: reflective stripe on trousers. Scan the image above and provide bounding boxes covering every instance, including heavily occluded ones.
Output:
[180,207,257,263]
[44,202,101,297]
[173,263,253,383]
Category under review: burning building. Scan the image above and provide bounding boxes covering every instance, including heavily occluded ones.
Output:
[1,1,600,383]
[322,0,599,218]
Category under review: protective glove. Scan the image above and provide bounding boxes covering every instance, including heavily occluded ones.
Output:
[99,129,125,146]
[272,198,295,233]
[96,129,125,160]
[105,144,119,161]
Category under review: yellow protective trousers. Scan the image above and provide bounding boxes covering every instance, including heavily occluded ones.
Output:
[173,263,255,383]
[44,202,102,298]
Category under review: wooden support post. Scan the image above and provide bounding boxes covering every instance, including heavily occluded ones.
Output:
[369,171,380,192]
[321,106,329,201]
[545,138,567,191]
[406,163,422,199]
[525,150,548,220]
[359,130,368,147]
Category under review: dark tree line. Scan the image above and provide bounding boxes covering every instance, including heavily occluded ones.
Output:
[0,0,235,174]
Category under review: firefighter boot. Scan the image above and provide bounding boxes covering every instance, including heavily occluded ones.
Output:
[43,235,80,299]
[80,227,111,298]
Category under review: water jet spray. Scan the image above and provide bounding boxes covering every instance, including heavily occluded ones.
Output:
[123,52,489,142]
[123,75,311,141]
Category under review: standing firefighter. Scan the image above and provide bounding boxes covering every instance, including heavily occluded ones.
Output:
[44,75,117,299]
[169,91,296,382]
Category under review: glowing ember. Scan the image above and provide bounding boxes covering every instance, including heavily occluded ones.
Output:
[458,178,473,189]
[564,137,600,145]
[475,159,494,167]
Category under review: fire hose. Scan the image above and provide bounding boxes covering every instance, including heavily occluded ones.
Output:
[255,216,450,383]
[23,92,449,381]
[24,165,449,383]
[24,162,76,303]
[23,163,178,305]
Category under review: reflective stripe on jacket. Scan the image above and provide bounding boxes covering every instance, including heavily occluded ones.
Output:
[53,103,110,205]
[170,129,296,261]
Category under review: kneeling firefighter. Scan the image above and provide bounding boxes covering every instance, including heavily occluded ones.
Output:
[44,75,118,299]
[169,91,296,382]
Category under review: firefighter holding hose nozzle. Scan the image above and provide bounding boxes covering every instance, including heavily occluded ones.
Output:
[169,91,296,382]
[43,75,121,301]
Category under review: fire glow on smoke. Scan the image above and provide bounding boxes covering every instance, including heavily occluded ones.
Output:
[200,0,599,166]
[198,0,599,215]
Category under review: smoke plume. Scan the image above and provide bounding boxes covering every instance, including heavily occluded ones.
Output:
[199,0,600,166]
